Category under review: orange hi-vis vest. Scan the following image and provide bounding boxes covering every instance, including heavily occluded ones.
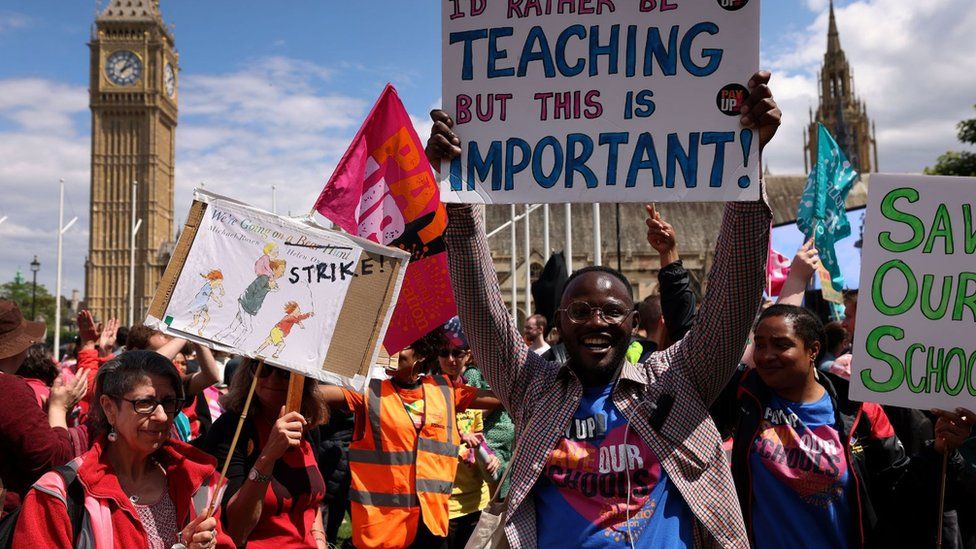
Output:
[348,375,461,549]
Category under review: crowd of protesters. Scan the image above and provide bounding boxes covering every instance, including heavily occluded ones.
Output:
[0,70,974,549]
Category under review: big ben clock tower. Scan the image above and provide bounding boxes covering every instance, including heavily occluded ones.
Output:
[86,0,178,323]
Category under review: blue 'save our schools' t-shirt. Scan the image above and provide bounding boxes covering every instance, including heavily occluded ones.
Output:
[750,391,853,549]
[534,383,692,548]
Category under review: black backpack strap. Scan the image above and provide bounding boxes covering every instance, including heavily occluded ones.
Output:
[52,464,86,546]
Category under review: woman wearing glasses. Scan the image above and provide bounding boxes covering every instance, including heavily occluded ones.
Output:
[201,358,329,548]
[14,350,231,548]
[433,331,500,549]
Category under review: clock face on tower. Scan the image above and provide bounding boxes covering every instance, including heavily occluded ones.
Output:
[164,63,176,97]
[105,50,142,86]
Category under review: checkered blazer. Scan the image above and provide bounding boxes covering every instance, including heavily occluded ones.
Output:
[444,196,770,548]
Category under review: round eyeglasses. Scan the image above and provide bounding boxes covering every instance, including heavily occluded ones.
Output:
[557,301,634,325]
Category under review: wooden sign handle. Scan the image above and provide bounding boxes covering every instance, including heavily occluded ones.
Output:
[285,371,306,414]
[206,360,264,518]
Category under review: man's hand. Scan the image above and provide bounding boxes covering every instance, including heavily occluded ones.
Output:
[97,318,120,357]
[426,110,462,168]
[645,204,679,268]
[740,70,782,151]
[77,310,98,349]
[932,407,975,455]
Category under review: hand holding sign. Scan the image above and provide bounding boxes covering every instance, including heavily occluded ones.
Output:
[262,406,307,461]
[740,70,781,151]
[932,407,975,455]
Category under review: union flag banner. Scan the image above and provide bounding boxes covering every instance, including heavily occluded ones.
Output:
[314,84,455,353]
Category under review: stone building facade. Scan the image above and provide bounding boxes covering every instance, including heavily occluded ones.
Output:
[85,0,178,323]
[804,0,878,174]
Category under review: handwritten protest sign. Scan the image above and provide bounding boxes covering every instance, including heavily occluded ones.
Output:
[148,190,409,388]
[850,174,976,410]
[439,0,760,204]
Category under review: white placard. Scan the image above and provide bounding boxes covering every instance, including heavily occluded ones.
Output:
[439,0,760,204]
[161,193,364,382]
[850,174,976,410]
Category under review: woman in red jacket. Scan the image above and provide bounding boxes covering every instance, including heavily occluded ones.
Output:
[14,350,231,548]
[202,359,329,548]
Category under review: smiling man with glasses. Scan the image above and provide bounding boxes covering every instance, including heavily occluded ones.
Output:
[426,70,781,548]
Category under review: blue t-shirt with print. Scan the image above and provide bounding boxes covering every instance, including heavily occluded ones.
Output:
[750,391,853,549]
[534,383,693,548]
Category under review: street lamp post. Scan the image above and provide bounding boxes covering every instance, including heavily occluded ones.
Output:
[130,181,143,327]
[29,255,40,320]
[54,178,77,360]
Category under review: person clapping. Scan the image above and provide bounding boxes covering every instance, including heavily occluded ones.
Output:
[14,350,230,548]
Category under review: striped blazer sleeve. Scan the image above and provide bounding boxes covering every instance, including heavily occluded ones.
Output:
[444,203,535,415]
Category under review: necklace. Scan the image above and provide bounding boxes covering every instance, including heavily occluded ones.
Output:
[122,457,166,505]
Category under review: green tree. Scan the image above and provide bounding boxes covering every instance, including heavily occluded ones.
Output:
[0,276,74,346]
[925,105,976,176]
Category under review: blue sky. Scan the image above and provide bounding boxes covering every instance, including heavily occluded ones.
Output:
[1,0,974,299]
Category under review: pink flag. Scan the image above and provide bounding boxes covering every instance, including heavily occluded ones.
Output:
[766,231,791,297]
[314,84,455,353]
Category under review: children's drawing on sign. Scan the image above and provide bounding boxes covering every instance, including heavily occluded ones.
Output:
[254,243,281,286]
[255,301,315,359]
[186,269,225,336]
[159,193,378,379]
[215,258,287,347]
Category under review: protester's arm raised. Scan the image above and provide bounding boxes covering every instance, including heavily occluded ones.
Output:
[740,239,819,368]
[185,343,220,396]
[155,335,186,359]
[428,111,534,413]
[646,204,696,345]
[665,71,779,405]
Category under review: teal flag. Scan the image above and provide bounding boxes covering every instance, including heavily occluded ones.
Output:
[796,123,858,291]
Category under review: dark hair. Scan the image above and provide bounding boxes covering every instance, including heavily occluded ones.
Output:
[409,330,448,375]
[843,289,859,307]
[755,304,826,361]
[637,295,662,332]
[17,344,59,386]
[220,357,327,428]
[563,265,634,303]
[116,326,129,348]
[92,350,184,433]
[125,324,161,350]
[824,321,847,355]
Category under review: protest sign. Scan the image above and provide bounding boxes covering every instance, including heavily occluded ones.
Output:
[439,0,760,204]
[148,190,409,388]
[850,174,976,410]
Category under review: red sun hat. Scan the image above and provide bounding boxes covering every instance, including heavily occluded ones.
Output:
[0,299,47,360]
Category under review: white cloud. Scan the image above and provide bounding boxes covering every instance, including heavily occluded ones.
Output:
[0,77,90,300]
[174,57,371,220]
[0,57,381,300]
[761,0,976,175]
[0,12,30,34]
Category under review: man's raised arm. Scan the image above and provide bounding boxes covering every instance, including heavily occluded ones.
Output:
[665,71,781,405]
[427,111,533,413]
